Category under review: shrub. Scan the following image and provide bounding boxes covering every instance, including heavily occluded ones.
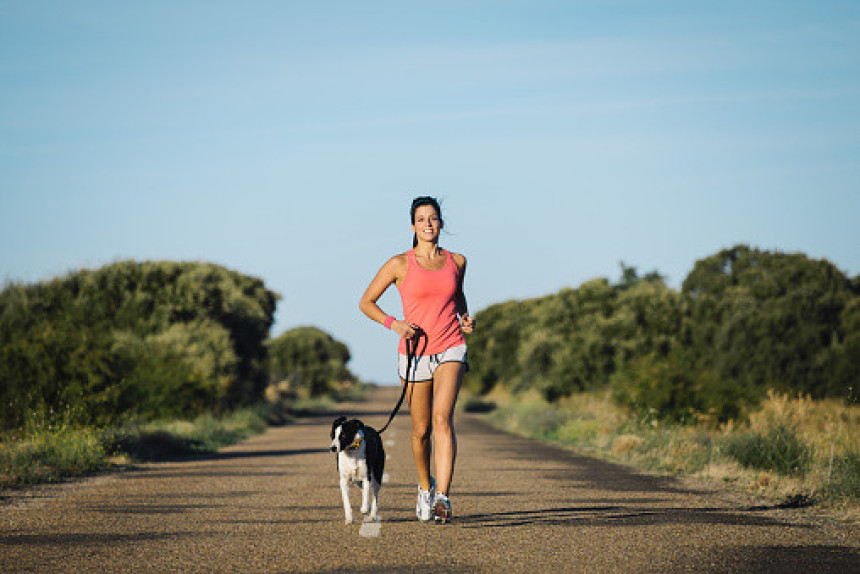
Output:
[557,417,602,443]
[0,261,278,428]
[683,245,856,401]
[722,391,815,476]
[266,326,356,397]
[485,393,567,440]
[468,246,859,427]
[824,453,860,499]
[724,424,812,475]
[610,350,749,423]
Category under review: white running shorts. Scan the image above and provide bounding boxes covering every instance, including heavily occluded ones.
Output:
[398,343,469,382]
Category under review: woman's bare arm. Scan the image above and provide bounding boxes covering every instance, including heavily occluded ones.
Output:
[359,254,418,339]
[452,253,475,334]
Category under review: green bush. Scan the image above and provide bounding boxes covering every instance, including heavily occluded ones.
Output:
[267,326,356,397]
[557,417,602,444]
[611,351,752,423]
[824,453,860,499]
[0,261,279,428]
[467,271,681,401]
[683,245,856,401]
[724,424,812,476]
[486,399,568,441]
[467,247,859,424]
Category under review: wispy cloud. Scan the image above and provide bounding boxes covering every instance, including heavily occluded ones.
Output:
[312,87,860,132]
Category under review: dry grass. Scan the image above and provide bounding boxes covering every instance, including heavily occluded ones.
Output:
[475,386,858,520]
[1,404,275,491]
[709,391,858,512]
[1,383,370,493]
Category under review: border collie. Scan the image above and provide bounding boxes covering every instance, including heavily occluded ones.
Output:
[330,417,385,524]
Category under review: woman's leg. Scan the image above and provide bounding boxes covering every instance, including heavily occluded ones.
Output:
[431,362,465,496]
[404,378,434,491]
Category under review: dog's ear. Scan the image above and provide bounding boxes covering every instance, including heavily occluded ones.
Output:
[344,419,362,432]
[342,419,362,438]
[331,416,347,439]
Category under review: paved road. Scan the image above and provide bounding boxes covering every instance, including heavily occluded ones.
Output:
[2,387,857,572]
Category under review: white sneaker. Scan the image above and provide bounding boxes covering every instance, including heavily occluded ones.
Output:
[416,478,435,522]
[433,491,452,523]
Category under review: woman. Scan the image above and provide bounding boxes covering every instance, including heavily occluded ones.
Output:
[359,196,475,523]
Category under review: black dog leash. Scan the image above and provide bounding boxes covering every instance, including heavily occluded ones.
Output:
[378,330,427,434]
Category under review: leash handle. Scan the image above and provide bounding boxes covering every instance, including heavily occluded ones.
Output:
[378,331,427,434]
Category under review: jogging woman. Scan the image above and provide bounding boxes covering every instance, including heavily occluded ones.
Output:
[359,196,475,523]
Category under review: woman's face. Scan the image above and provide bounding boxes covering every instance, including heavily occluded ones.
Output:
[412,204,442,243]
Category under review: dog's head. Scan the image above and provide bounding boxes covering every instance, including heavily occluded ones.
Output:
[330,417,365,453]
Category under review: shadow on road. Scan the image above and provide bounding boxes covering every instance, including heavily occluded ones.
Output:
[130,447,329,466]
[706,544,860,572]
[290,406,401,421]
[192,448,329,461]
[0,531,207,547]
[456,504,815,530]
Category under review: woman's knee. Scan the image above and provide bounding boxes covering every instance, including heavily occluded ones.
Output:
[412,421,432,442]
[432,412,453,434]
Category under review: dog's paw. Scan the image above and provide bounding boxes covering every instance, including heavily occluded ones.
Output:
[360,505,369,514]
[344,515,354,524]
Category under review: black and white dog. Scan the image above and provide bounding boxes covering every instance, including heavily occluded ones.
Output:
[330,416,385,524]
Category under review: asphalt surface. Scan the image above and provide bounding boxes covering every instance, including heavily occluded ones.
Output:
[1,386,857,573]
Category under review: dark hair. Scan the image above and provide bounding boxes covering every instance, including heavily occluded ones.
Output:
[410,196,443,248]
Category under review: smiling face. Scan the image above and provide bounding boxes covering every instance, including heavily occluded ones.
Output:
[412,204,442,244]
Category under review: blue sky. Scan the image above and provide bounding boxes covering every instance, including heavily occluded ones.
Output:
[2,1,859,384]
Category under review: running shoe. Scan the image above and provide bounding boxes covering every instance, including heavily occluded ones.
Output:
[416,477,435,522]
[433,491,452,523]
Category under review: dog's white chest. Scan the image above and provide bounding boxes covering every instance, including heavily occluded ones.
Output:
[338,452,368,483]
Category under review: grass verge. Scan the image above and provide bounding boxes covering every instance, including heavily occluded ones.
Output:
[468,388,858,519]
[1,383,372,492]
[0,404,274,491]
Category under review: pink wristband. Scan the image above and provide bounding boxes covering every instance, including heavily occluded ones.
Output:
[383,316,396,329]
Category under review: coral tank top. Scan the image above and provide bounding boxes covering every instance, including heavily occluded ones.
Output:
[397,249,466,356]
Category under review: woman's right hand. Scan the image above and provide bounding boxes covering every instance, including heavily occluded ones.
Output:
[392,320,420,340]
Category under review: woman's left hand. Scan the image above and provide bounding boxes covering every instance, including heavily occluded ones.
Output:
[461,315,476,334]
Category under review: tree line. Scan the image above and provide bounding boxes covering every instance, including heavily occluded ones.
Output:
[0,261,354,430]
[3,245,855,430]
[465,245,859,422]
